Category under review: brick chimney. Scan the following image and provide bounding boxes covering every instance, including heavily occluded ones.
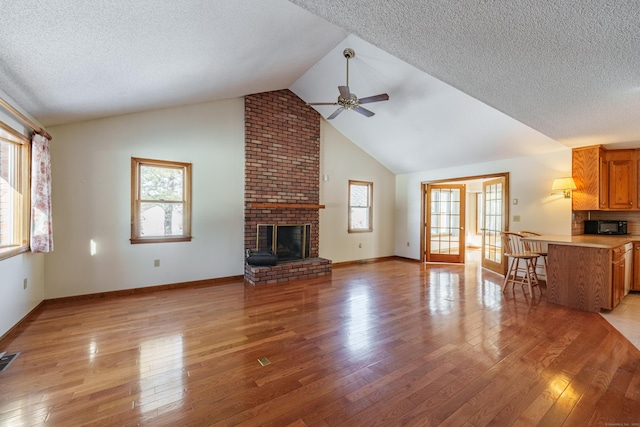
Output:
[244,89,331,284]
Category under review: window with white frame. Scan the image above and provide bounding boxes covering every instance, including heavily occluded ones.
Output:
[131,157,192,244]
[348,180,373,233]
[0,122,30,259]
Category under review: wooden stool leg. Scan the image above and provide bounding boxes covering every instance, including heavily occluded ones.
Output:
[525,259,534,296]
[503,257,515,292]
[512,258,522,292]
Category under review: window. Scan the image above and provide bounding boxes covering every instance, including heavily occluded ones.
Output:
[0,122,30,259]
[348,180,373,232]
[131,157,192,244]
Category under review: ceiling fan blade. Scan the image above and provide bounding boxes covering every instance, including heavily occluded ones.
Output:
[338,86,351,99]
[353,106,375,117]
[326,108,345,120]
[307,102,339,106]
[358,93,389,104]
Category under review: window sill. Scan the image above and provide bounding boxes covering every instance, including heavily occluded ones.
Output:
[348,229,373,233]
[130,236,192,244]
[0,245,30,261]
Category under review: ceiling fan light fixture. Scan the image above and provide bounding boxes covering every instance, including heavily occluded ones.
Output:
[307,48,389,119]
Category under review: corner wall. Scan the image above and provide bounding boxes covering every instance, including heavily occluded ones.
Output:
[0,90,46,338]
[395,149,573,259]
[45,99,245,298]
[319,120,396,263]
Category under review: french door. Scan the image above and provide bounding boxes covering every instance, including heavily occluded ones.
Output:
[481,177,507,274]
[425,184,466,263]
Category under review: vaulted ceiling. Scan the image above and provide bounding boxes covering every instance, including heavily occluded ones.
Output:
[1,1,638,174]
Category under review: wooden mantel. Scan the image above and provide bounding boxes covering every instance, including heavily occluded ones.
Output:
[247,202,325,210]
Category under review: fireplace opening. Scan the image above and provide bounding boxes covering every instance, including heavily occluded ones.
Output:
[256,224,311,262]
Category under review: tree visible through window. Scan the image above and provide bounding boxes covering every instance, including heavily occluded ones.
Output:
[0,122,29,260]
[131,157,191,244]
[348,180,373,232]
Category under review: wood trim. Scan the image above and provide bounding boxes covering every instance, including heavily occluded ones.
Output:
[424,183,467,263]
[0,121,30,144]
[0,97,51,140]
[130,236,192,244]
[43,275,244,305]
[0,300,46,344]
[348,180,373,233]
[130,157,192,243]
[420,172,510,265]
[332,255,416,268]
[247,203,325,209]
[0,245,30,261]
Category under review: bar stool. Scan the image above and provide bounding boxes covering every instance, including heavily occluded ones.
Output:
[520,230,548,284]
[501,231,540,296]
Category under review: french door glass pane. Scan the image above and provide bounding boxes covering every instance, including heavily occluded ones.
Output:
[483,183,502,263]
[430,188,461,256]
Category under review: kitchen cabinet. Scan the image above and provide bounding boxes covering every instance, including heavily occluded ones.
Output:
[572,145,608,210]
[531,235,635,312]
[572,146,637,210]
[611,244,629,308]
[607,150,636,209]
[633,242,640,291]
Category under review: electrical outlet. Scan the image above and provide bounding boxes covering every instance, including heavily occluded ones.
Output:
[154,259,160,267]
[407,242,410,247]
[513,215,521,222]
[23,278,27,289]
[358,243,362,248]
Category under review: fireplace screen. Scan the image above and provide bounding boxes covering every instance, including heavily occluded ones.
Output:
[256,224,311,262]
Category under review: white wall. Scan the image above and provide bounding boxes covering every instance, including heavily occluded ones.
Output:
[395,149,573,259]
[46,99,245,298]
[0,90,47,338]
[319,120,396,262]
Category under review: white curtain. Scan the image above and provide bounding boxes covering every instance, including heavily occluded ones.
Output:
[30,133,54,252]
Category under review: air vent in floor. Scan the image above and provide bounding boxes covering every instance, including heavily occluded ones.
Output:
[0,352,20,372]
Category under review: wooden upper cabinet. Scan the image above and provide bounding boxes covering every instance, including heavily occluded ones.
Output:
[607,150,636,210]
[572,146,606,210]
[572,146,639,211]
[600,153,608,209]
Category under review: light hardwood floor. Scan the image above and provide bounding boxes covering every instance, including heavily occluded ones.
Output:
[1,256,639,426]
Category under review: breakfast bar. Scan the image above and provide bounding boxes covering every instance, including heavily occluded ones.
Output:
[523,234,637,312]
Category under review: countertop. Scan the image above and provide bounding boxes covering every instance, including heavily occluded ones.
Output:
[523,234,638,249]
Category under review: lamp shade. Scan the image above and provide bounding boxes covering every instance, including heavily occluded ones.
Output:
[552,177,577,191]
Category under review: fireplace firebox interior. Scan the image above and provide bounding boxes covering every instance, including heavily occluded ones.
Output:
[256,224,311,262]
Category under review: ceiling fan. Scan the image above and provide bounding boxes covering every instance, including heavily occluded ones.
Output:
[307,48,389,120]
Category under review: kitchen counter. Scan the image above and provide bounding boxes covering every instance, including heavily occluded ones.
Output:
[521,234,635,312]
[523,234,637,249]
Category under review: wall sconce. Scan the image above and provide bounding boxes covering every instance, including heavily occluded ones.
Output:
[551,177,577,198]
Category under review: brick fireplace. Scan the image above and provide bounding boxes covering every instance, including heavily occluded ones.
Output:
[244,89,332,285]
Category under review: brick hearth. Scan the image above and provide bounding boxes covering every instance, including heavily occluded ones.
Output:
[244,89,331,284]
[244,257,332,286]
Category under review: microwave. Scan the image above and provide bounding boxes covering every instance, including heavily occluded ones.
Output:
[584,220,627,235]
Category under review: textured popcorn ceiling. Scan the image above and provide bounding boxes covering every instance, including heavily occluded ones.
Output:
[0,0,346,126]
[290,0,640,148]
[1,1,639,173]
